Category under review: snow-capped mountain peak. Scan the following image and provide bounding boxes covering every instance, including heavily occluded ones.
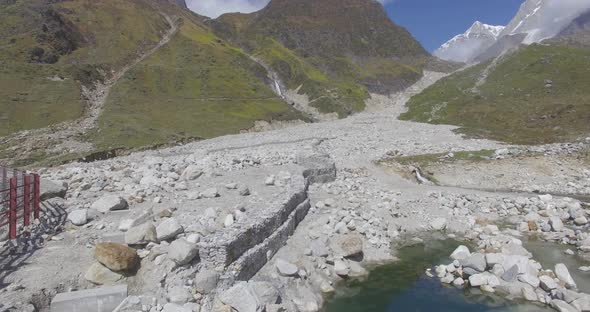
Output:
[466,21,505,37]
[434,21,504,63]
[435,0,590,63]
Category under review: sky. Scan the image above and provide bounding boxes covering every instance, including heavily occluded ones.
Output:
[386,0,523,51]
[187,0,524,52]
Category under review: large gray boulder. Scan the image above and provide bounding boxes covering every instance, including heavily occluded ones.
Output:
[219,282,262,312]
[460,253,486,272]
[125,223,158,245]
[181,165,203,181]
[468,274,488,287]
[156,218,184,241]
[334,259,350,277]
[310,238,330,257]
[450,245,471,260]
[40,179,68,201]
[194,269,220,294]
[556,263,577,289]
[275,259,298,277]
[167,286,192,304]
[91,195,128,213]
[551,299,578,312]
[84,263,124,285]
[539,275,558,291]
[67,209,88,226]
[549,217,564,232]
[249,282,280,306]
[501,255,529,274]
[168,238,198,265]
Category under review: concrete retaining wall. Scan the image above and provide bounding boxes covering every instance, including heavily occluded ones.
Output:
[50,285,127,312]
[201,153,336,287]
[231,199,311,281]
[200,175,308,267]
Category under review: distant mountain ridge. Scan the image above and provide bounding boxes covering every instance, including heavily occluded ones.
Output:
[436,0,590,63]
[434,21,504,63]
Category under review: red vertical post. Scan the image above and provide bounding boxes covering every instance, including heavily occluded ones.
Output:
[9,177,17,240]
[24,175,31,227]
[1,167,6,207]
[33,174,40,219]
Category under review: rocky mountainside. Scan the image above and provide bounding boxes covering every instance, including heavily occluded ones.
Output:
[434,21,504,63]
[0,0,433,165]
[208,0,432,116]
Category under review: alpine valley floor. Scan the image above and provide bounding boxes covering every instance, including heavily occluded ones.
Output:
[1,72,590,312]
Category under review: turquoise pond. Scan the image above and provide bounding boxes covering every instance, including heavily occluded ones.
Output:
[323,239,554,312]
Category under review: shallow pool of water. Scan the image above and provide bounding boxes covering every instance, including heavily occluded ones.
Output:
[324,239,552,312]
[524,238,590,293]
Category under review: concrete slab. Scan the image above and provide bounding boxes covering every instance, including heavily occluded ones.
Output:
[50,284,127,312]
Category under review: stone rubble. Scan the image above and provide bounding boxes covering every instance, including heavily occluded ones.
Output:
[1,72,588,312]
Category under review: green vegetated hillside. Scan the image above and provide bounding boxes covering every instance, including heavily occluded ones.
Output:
[2,0,436,154]
[0,0,170,136]
[401,42,590,144]
[91,11,305,149]
[209,0,431,117]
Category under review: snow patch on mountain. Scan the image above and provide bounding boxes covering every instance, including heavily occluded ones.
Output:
[434,21,505,63]
[501,0,590,44]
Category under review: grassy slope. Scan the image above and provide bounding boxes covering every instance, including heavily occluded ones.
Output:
[0,0,168,136]
[251,38,369,116]
[91,15,304,149]
[401,43,590,144]
[211,0,429,117]
[237,35,424,117]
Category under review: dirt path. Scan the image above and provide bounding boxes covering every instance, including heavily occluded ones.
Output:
[0,13,178,165]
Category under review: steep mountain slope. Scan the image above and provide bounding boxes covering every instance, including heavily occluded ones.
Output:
[0,0,171,136]
[0,0,306,165]
[209,0,430,117]
[500,0,590,44]
[91,8,304,149]
[434,21,504,63]
[401,40,590,144]
[475,0,590,61]
[559,9,590,45]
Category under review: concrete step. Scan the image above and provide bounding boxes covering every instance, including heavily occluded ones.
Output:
[50,284,127,312]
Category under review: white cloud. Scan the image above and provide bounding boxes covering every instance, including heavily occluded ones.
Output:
[187,0,391,18]
[187,0,268,18]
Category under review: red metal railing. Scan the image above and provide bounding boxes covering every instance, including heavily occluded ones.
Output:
[0,166,41,240]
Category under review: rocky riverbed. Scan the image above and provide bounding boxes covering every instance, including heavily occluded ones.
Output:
[1,72,589,312]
